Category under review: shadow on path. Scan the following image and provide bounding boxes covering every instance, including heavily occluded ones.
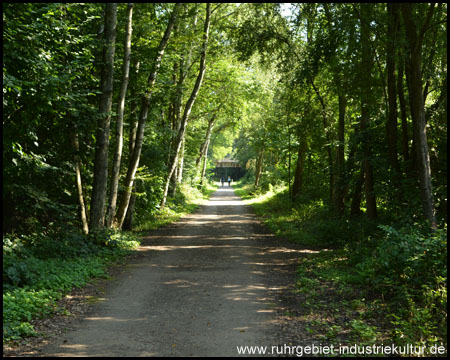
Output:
[40,187,319,357]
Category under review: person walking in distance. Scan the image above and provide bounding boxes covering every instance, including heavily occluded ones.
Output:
[227,176,232,187]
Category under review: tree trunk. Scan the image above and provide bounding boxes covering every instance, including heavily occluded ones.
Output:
[196,114,216,175]
[287,116,292,200]
[122,97,139,231]
[106,3,133,228]
[350,164,365,217]
[172,137,185,194]
[70,125,89,235]
[200,138,211,185]
[254,149,265,188]
[178,139,185,185]
[360,3,377,219]
[291,140,307,198]
[397,58,410,166]
[115,3,180,228]
[90,3,117,230]
[386,3,400,175]
[334,94,346,216]
[167,6,198,188]
[122,183,137,231]
[401,3,437,228]
[161,3,211,208]
[311,80,334,204]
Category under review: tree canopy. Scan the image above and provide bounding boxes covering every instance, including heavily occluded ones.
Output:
[4,2,446,232]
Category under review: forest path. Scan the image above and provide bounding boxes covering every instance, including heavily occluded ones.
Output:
[40,186,313,357]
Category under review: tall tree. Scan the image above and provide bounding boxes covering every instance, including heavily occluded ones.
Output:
[397,57,410,166]
[70,123,89,235]
[335,94,347,215]
[196,112,217,185]
[359,3,377,219]
[386,3,401,175]
[115,3,180,228]
[106,3,134,228]
[291,140,308,198]
[161,3,211,208]
[401,3,437,228]
[254,149,265,188]
[90,3,118,230]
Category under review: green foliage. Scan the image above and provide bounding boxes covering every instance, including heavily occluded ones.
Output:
[349,226,447,347]
[352,226,447,292]
[3,3,101,235]
[237,182,447,348]
[135,181,217,231]
[3,230,140,342]
[3,288,59,340]
[235,180,376,247]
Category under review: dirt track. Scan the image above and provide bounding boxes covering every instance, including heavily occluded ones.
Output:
[40,186,315,357]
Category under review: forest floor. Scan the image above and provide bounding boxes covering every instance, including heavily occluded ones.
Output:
[5,187,347,357]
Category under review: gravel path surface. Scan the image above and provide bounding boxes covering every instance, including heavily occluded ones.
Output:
[40,187,315,357]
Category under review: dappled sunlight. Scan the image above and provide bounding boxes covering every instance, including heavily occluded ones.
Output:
[42,187,318,357]
[85,316,149,322]
[139,244,254,252]
[233,326,251,332]
[205,199,244,206]
[54,342,157,357]
[263,247,321,254]
[60,344,89,350]
[175,216,259,225]
[163,279,201,287]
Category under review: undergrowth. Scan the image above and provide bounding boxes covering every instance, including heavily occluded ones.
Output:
[134,181,217,231]
[234,181,447,354]
[3,230,140,342]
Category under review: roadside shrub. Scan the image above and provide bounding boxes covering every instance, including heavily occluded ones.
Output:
[3,288,59,340]
[236,181,447,348]
[350,225,447,347]
[353,226,447,292]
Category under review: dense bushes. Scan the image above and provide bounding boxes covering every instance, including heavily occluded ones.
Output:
[234,180,447,348]
[352,226,447,293]
[350,225,447,346]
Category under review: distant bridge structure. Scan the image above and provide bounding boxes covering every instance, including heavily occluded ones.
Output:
[214,158,245,181]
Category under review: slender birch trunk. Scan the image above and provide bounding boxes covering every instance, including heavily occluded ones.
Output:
[161,3,211,208]
[196,113,216,171]
[291,141,307,198]
[386,3,400,175]
[115,3,180,228]
[397,58,410,166]
[106,3,133,228]
[200,139,210,185]
[70,125,89,235]
[254,149,265,188]
[334,94,346,215]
